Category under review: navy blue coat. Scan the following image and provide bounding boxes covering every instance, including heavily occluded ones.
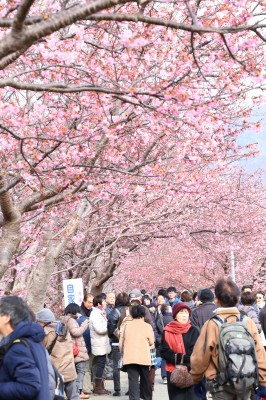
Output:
[0,321,51,400]
[77,315,91,353]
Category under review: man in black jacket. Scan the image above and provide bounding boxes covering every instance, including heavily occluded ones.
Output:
[190,288,217,331]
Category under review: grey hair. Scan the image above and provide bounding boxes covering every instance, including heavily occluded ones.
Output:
[0,296,32,329]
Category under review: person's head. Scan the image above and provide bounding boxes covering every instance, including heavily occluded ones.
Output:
[181,290,192,302]
[172,302,191,324]
[106,292,115,307]
[129,289,142,305]
[36,308,56,325]
[241,285,253,293]
[83,293,94,310]
[0,296,32,336]
[256,291,265,305]
[214,278,240,307]
[241,291,256,306]
[64,302,81,316]
[167,286,177,300]
[161,303,172,315]
[192,292,198,302]
[157,295,166,307]
[198,288,215,304]
[142,294,152,306]
[115,292,129,306]
[93,294,106,308]
[131,305,145,319]
[157,288,168,298]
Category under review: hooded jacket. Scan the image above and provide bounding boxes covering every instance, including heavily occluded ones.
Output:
[0,321,50,400]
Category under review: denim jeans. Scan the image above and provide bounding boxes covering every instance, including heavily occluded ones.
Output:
[65,379,80,400]
[112,343,121,392]
[75,361,85,392]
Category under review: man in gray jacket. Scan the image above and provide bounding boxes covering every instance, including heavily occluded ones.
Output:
[190,288,217,331]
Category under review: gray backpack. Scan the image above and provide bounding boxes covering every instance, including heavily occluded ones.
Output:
[212,314,258,394]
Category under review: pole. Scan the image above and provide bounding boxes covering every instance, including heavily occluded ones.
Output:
[231,247,236,282]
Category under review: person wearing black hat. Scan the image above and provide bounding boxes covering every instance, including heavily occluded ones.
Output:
[160,302,199,400]
[190,289,217,331]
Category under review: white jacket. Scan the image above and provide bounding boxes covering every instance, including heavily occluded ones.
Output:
[89,307,111,356]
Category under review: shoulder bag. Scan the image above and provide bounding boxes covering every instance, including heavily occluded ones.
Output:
[170,353,194,388]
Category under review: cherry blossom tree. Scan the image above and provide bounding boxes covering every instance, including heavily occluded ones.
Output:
[0,0,265,308]
[111,170,266,293]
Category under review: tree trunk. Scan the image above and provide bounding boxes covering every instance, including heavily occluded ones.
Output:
[0,174,21,279]
[26,201,88,313]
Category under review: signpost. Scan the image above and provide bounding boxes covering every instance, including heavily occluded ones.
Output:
[63,278,84,307]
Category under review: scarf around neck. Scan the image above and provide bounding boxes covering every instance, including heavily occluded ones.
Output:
[164,320,191,372]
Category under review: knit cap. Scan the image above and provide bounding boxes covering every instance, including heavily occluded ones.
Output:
[36,308,56,323]
[172,302,191,319]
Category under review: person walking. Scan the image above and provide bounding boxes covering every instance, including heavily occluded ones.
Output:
[160,302,199,400]
[36,307,80,400]
[89,294,111,395]
[119,305,154,400]
[108,292,130,396]
[0,296,51,400]
[64,303,90,399]
[190,278,266,400]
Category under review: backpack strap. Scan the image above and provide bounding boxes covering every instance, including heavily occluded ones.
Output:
[115,308,121,318]
[203,315,224,353]
[47,331,59,355]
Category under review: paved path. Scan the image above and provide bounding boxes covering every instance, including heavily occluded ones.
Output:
[90,369,168,399]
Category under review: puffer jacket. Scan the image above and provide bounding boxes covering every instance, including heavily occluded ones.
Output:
[43,323,77,382]
[89,307,111,356]
[237,304,262,333]
[65,314,89,363]
[0,321,50,400]
[107,305,125,344]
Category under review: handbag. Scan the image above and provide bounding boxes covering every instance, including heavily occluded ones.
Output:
[150,347,156,366]
[73,338,79,356]
[170,354,194,388]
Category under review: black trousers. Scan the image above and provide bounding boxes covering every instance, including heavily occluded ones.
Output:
[127,364,152,400]
[93,354,106,379]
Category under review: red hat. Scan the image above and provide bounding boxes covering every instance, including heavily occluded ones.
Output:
[172,302,191,319]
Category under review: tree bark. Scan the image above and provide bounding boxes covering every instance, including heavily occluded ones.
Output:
[25,201,88,313]
[0,174,21,279]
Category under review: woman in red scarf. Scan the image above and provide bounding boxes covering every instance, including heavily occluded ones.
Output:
[160,302,199,400]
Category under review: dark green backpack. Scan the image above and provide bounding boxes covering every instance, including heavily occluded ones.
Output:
[212,314,258,394]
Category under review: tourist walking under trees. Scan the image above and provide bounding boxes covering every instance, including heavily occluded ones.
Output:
[160,302,199,400]
[64,303,90,399]
[0,296,51,400]
[89,294,111,395]
[107,292,130,396]
[190,278,266,400]
[36,308,80,400]
[119,305,154,400]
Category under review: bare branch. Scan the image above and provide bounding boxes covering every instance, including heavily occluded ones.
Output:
[12,0,35,35]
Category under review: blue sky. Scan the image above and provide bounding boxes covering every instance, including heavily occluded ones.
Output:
[237,105,266,182]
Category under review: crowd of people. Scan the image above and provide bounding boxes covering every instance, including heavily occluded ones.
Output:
[1,281,266,400]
